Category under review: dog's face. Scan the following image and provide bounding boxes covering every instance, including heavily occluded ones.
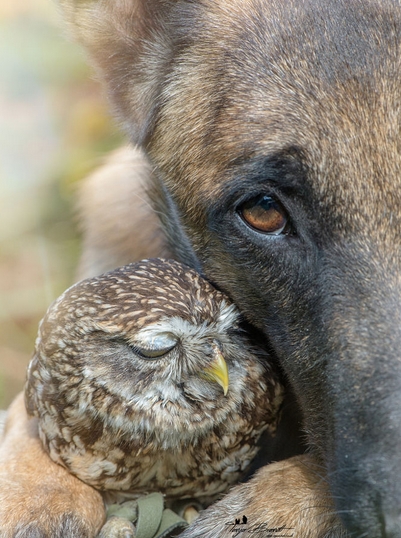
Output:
[61,0,401,535]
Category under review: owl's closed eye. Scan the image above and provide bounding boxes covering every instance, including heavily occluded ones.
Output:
[25,258,283,504]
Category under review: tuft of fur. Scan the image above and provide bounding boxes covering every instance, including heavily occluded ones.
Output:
[76,146,169,280]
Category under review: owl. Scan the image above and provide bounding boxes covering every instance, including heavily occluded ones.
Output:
[25,259,283,511]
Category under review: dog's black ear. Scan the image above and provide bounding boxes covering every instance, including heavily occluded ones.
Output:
[148,171,203,274]
[58,0,177,143]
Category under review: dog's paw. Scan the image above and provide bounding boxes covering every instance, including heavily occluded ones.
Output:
[0,394,105,538]
[0,462,105,538]
[10,515,96,538]
[180,456,348,538]
[0,481,105,538]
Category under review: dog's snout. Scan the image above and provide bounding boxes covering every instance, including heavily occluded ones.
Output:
[332,450,401,538]
[319,246,401,536]
[383,511,401,538]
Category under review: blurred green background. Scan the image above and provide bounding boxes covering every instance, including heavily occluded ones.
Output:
[0,0,124,408]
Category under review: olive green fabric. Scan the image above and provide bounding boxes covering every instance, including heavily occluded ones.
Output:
[105,493,188,538]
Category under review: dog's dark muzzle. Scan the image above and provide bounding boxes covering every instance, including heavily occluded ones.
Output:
[322,253,401,537]
[329,388,401,537]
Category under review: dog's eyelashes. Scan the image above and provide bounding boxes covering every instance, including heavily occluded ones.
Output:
[238,195,292,235]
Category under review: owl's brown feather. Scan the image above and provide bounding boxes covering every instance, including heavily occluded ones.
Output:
[25,259,283,506]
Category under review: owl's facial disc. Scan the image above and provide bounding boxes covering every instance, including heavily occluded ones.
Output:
[130,332,178,359]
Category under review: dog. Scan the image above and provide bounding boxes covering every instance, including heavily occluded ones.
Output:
[1,0,400,536]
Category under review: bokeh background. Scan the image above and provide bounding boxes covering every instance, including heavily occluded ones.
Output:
[0,0,123,407]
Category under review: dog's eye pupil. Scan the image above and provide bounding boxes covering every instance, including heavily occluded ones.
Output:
[239,195,289,235]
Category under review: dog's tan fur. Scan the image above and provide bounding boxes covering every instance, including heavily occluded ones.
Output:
[76,146,169,280]
[0,394,105,536]
[1,0,401,536]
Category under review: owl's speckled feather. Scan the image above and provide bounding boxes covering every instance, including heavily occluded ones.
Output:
[25,259,283,505]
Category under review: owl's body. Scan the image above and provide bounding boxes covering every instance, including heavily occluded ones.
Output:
[25,259,283,505]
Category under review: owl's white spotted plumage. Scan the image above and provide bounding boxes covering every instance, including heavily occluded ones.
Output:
[25,259,283,505]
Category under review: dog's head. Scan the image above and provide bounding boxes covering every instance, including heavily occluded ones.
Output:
[60,0,401,535]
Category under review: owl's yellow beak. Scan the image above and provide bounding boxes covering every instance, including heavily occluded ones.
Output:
[199,346,229,396]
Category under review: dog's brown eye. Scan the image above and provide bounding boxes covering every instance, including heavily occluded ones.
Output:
[239,195,290,235]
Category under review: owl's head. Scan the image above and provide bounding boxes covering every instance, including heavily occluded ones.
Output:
[26,259,278,448]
